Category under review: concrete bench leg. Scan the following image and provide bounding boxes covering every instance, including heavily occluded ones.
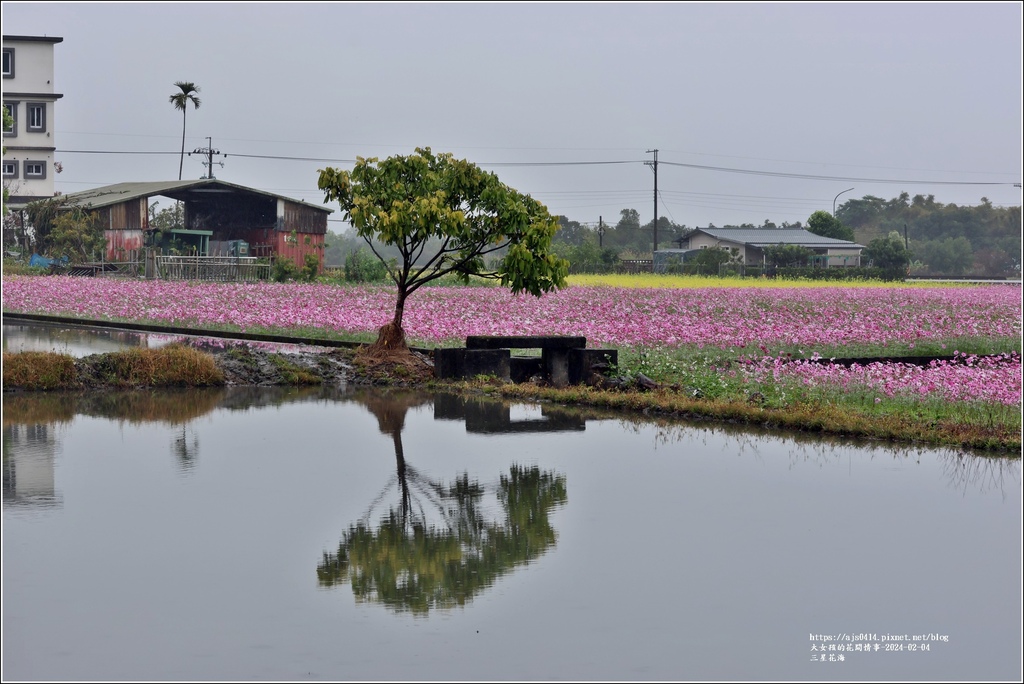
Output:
[568,348,618,385]
[433,348,510,381]
[543,349,571,388]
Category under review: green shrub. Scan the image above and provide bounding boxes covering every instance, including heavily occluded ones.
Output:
[301,254,320,282]
[272,258,302,282]
[344,248,391,283]
[2,257,48,276]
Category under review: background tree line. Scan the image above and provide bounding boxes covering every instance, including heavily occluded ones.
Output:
[837,193,1021,278]
[126,190,1019,281]
[16,193,1014,281]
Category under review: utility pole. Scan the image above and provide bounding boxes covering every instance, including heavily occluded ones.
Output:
[598,215,604,248]
[189,137,223,179]
[645,149,659,254]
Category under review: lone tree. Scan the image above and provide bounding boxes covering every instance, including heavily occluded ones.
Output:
[806,210,855,242]
[864,231,912,280]
[318,147,569,354]
[169,81,201,180]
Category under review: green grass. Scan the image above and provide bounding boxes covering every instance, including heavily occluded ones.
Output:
[471,380,1020,453]
[605,344,1021,448]
[267,354,322,385]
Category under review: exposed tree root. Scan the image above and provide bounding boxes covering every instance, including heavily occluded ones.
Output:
[352,324,435,385]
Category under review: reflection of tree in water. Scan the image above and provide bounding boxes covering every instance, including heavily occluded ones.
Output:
[317,390,567,615]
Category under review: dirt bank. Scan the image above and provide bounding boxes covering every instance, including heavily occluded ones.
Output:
[179,343,436,389]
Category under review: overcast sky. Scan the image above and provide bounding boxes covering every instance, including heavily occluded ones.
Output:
[4,2,1022,232]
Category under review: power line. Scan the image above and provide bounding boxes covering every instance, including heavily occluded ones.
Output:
[224,152,357,163]
[658,159,1020,186]
[59,149,180,155]
[57,146,1020,186]
[658,147,1021,177]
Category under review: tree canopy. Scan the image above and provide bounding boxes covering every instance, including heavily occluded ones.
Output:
[319,147,569,351]
[806,210,855,242]
[47,207,104,263]
[763,244,813,268]
[837,193,1020,277]
[863,231,911,279]
[169,81,201,181]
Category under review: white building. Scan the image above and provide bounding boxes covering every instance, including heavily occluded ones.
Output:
[3,34,63,209]
[672,227,864,268]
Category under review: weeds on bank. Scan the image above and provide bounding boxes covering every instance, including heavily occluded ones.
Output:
[3,346,225,392]
[94,345,224,388]
[3,351,79,390]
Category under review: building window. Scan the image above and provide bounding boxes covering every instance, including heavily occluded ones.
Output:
[2,160,17,178]
[27,103,45,132]
[2,48,13,78]
[24,160,46,179]
[2,101,16,137]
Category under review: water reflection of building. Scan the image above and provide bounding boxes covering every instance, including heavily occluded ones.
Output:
[2,424,62,508]
[433,394,585,434]
[1,322,171,357]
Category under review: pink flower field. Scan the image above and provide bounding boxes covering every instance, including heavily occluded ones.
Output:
[743,352,1022,406]
[2,276,1019,350]
[3,276,1020,406]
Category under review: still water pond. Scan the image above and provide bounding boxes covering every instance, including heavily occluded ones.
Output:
[2,383,1020,681]
[2,320,185,357]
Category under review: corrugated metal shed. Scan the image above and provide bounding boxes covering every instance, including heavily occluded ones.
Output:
[57,179,332,271]
[694,227,864,249]
[60,179,332,215]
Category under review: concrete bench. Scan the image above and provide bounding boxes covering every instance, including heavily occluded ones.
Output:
[434,335,617,387]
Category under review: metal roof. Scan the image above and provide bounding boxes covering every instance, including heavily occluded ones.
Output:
[2,35,64,44]
[59,179,333,213]
[694,227,864,249]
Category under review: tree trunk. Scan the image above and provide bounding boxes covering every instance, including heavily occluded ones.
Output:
[178,111,186,180]
[369,288,409,353]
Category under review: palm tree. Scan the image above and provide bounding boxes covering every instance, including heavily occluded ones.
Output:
[169,81,201,180]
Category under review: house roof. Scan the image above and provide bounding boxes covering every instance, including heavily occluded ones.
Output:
[693,227,863,249]
[2,35,64,44]
[59,179,333,213]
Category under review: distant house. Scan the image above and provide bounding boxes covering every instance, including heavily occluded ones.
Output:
[59,179,333,270]
[2,34,64,209]
[670,227,864,268]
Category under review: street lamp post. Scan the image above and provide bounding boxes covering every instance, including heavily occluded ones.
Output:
[833,187,854,218]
